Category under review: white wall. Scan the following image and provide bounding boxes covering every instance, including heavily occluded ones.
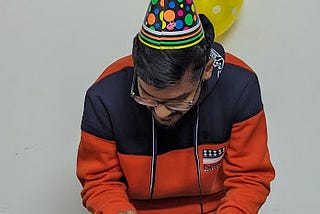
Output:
[0,0,319,213]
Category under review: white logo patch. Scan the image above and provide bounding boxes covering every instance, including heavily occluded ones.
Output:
[203,148,225,172]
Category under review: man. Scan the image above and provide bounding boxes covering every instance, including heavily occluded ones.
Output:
[76,0,275,213]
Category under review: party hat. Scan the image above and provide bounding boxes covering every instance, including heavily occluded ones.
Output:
[138,0,205,50]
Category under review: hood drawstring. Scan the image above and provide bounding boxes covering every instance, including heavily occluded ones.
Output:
[149,108,203,213]
[194,106,204,214]
[149,116,157,199]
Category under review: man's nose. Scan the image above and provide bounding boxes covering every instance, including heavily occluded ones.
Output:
[153,104,172,119]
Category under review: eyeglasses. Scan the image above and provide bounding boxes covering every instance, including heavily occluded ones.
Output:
[130,71,203,111]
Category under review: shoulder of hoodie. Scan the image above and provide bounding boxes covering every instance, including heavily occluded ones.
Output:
[223,52,258,85]
[208,42,263,123]
[218,52,260,101]
[211,42,258,87]
[85,55,134,98]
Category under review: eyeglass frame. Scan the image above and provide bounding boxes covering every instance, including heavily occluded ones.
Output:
[130,69,204,111]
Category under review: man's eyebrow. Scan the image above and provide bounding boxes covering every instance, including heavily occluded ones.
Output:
[139,83,191,101]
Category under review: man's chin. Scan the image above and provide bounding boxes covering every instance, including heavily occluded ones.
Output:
[153,116,180,128]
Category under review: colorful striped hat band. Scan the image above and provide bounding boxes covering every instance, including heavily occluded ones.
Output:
[139,0,205,50]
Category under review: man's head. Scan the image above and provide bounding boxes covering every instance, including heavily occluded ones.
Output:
[131,0,215,126]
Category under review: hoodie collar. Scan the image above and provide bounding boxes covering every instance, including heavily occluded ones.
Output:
[197,42,225,105]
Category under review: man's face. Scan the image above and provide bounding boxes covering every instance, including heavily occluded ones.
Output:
[137,71,201,127]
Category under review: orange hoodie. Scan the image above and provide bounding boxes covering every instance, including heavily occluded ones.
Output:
[77,48,275,214]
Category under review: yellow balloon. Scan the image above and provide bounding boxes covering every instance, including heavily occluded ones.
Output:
[194,0,243,38]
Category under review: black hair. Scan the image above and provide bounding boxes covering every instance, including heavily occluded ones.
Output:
[132,14,215,89]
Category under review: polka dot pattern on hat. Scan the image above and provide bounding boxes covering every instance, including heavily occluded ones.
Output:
[139,0,205,50]
[145,0,198,31]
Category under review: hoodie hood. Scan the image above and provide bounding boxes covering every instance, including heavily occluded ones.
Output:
[197,42,225,105]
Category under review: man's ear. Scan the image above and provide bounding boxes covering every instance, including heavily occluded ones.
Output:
[202,58,214,81]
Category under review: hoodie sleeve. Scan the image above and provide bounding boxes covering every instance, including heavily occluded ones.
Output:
[217,73,275,214]
[76,92,136,214]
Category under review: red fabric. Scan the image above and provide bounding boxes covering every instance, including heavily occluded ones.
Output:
[77,131,136,214]
[217,111,275,214]
[225,53,254,72]
[95,55,133,84]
